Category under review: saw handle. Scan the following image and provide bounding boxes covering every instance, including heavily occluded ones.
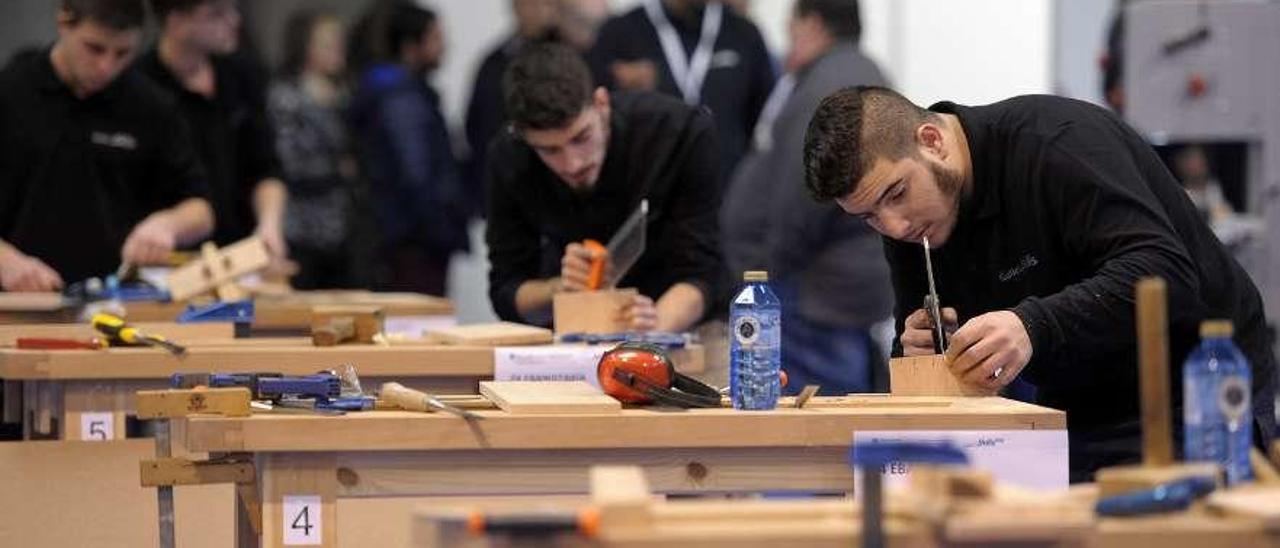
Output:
[583,239,607,291]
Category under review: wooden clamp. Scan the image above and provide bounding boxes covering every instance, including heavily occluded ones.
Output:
[311,305,384,346]
[166,237,271,302]
[135,387,252,419]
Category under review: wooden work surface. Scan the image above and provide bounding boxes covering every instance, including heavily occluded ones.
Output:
[0,290,453,327]
[0,340,705,380]
[183,397,1064,453]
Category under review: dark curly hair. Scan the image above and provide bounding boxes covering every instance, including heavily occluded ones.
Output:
[803,86,937,202]
[62,0,146,30]
[502,42,594,131]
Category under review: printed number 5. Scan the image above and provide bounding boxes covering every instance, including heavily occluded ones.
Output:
[88,421,107,440]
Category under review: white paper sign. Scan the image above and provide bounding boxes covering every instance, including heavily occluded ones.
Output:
[853,430,1069,492]
[493,346,609,388]
[80,412,114,441]
[386,315,457,339]
[283,495,323,545]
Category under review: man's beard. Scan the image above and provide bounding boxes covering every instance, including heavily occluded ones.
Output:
[930,160,967,208]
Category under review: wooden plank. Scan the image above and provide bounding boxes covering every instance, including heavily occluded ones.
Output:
[123,291,453,327]
[182,397,1066,453]
[135,387,251,419]
[889,355,991,396]
[167,237,270,301]
[1136,277,1174,466]
[0,292,67,311]
[479,381,621,415]
[424,322,553,346]
[140,458,256,487]
[0,322,234,347]
[552,289,637,335]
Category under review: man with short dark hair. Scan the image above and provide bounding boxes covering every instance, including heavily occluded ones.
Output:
[803,86,1277,480]
[0,0,214,290]
[486,43,723,333]
[136,0,288,261]
[723,0,891,396]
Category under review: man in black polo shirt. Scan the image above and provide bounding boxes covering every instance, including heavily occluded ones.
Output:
[487,43,722,333]
[137,0,287,261]
[803,86,1277,481]
[0,0,214,291]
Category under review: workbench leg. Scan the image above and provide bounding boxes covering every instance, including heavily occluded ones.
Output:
[23,380,61,439]
[261,453,337,548]
[64,381,126,441]
[236,459,262,548]
[2,379,21,427]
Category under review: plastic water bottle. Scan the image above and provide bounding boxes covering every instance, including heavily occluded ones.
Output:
[730,271,781,410]
[1183,320,1253,485]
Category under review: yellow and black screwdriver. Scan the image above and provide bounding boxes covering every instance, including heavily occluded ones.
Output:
[91,312,187,356]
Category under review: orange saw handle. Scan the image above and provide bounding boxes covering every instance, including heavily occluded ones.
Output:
[584,239,607,290]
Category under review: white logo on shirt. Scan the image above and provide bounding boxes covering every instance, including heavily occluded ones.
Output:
[711,50,740,69]
[998,254,1040,282]
[90,131,138,151]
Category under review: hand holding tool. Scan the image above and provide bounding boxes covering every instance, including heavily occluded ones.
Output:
[583,200,648,291]
[380,382,484,420]
[92,312,186,355]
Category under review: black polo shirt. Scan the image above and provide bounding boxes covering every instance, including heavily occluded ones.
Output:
[485,92,724,325]
[587,3,775,183]
[884,95,1275,479]
[135,49,280,245]
[0,49,210,284]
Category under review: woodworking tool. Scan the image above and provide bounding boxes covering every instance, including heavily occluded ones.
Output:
[1094,475,1217,516]
[922,236,947,354]
[170,370,374,413]
[91,312,186,355]
[15,337,107,350]
[380,382,484,420]
[176,299,255,324]
[465,508,600,539]
[585,199,648,290]
[849,441,968,548]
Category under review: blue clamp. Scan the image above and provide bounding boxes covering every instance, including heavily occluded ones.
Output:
[849,441,970,468]
[1095,475,1218,517]
[177,300,255,323]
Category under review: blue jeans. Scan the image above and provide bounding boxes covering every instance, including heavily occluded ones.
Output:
[781,313,880,396]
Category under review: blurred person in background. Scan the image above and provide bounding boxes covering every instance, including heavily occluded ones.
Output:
[723,0,891,395]
[588,0,775,186]
[139,0,289,265]
[465,0,561,218]
[558,0,610,51]
[268,11,367,289]
[349,0,469,296]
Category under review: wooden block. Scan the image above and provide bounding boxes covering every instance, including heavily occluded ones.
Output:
[1096,462,1220,498]
[312,305,384,343]
[552,289,637,335]
[311,317,355,347]
[1207,486,1280,528]
[478,381,621,415]
[0,292,67,311]
[590,466,653,529]
[1136,277,1174,466]
[910,466,995,499]
[424,322,553,346]
[167,237,270,302]
[1252,448,1280,485]
[135,387,252,419]
[140,458,255,487]
[889,355,991,396]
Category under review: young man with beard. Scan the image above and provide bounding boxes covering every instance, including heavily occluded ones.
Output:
[0,0,214,291]
[486,43,723,333]
[137,0,288,263]
[802,86,1276,481]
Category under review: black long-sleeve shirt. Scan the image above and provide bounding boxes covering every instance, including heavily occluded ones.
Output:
[136,49,281,245]
[885,95,1275,475]
[485,92,723,325]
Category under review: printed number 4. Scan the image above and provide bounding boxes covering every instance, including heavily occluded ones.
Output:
[291,507,313,536]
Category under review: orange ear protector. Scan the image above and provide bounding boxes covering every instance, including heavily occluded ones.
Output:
[597,342,721,408]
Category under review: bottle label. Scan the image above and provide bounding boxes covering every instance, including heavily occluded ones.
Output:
[733,316,761,345]
[734,287,755,305]
[1218,375,1250,424]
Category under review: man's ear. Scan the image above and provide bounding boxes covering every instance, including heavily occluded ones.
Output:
[55,7,77,32]
[915,122,947,161]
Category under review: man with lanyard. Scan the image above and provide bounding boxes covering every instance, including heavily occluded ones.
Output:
[0,0,214,291]
[588,0,774,183]
[137,0,289,263]
[724,0,892,396]
[802,86,1277,481]
[486,43,723,334]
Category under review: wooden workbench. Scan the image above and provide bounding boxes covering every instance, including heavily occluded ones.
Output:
[0,290,455,332]
[0,339,706,440]
[176,397,1064,548]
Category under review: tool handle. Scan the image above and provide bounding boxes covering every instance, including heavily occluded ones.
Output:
[380,382,431,412]
[923,295,946,354]
[15,337,106,350]
[467,509,600,539]
[583,239,607,291]
[312,317,356,347]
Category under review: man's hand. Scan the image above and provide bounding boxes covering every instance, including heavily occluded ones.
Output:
[0,252,63,292]
[901,307,957,356]
[611,60,657,91]
[620,294,658,332]
[122,213,178,265]
[255,220,288,261]
[944,311,1033,391]
[560,242,612,292]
